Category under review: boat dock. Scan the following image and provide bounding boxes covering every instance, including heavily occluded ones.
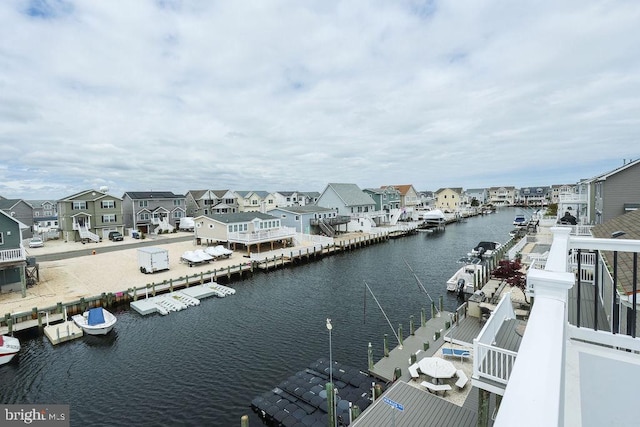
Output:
[43,320,84,345]
[130,282,236,316]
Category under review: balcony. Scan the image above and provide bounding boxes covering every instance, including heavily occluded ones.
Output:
[493,227,640,426]
[558,193,588,204]
[227,227,297,244]
[0,247,26,263]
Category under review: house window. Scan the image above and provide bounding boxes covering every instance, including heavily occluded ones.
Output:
[139,213,150,221]
[295,215,300,221]
[228,225,233,232]
[102,200,116,209]
[103,214,116,223]
[173,211,183,218]
[281,215,287,218]
[72,201,87,210]
[0,232,3,245]
[252,200,258,205]
[173,200,182,206]
[138,200,148,207]
[35,212,40,217]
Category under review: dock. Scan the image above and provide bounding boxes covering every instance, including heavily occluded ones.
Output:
[130,282,236,316]
[43,320,84,345]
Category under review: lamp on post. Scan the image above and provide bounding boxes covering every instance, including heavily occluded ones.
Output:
[326,318,337,427]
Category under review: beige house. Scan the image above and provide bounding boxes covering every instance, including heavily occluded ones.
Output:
[434,187,463,212]
[193,212,296,254]
[234,191,277,213]
[488,186,516,206]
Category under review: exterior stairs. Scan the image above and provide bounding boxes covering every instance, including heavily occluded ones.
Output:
[154,218,175,234]
[318,219,335,237]
[78,225,100,243]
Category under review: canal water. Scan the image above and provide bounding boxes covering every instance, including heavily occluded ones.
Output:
[0,208,521,426]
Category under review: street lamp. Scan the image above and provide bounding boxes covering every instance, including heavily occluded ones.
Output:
[326,318,337,427]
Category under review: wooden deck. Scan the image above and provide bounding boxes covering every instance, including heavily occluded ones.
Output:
[568,283,610,331]
[370,311,453,382]
[445,316,483,346]
[494,318,526,353]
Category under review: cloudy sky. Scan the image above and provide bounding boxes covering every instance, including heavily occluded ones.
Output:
[1,0,638,199]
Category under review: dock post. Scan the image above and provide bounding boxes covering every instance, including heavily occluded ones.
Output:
[383,334,389,357]
[410,315,415,335]
[421,307,426,327]
[398,324,403,346]
[326,382,336,427]
[431,301,435,319]
[423,342,429,351]
[167,279,172,292]
[7,316,12,334]
[393,367,402,381]
[439,295,443,313]
[351,404,361,421]
[367,342,374,370]
[240,415,249,427]
[32,307,38,320]
[410,353,417,364]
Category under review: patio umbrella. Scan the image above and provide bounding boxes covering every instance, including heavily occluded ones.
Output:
[417,357,456,381]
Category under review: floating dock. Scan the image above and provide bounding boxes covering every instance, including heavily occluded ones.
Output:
[251,358,385,427]
[43,321,84,345]
[130,282,236,316]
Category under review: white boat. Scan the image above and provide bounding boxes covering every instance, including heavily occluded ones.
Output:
[513,214,527,226]
[0,335,20,365]
[469,241,502,258]
[72,307,117,335]
[204,245,233,259]
[446,264,484,294]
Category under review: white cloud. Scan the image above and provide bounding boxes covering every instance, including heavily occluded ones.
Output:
[0,0,639,199]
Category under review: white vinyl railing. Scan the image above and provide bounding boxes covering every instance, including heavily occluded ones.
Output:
[227,227,297,244]
[0,247,25,262]
[474,343,518,384]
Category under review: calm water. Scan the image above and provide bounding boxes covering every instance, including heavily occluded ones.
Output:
[0,208,519,426]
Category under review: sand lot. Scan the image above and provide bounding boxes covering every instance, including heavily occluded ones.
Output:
[1,233,249,314]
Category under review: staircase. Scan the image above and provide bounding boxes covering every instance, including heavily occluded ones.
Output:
[318,219,335,237]
[78,224,100,243]
[154,218,175,234]
[389,209,403,225]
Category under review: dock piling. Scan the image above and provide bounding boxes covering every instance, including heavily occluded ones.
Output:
[383,334,389,357]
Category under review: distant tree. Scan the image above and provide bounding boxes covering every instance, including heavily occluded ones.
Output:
[471,198,479,207]
[546,203,558,217]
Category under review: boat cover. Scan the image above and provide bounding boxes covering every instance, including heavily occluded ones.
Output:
[0,335,3,346]
[87,308,105,326]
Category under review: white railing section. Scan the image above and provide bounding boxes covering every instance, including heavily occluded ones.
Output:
[474,343,518,385]
[473,293,517,385]
[227,227,297,244]
[507,235,528,260]
[558,193,588,203]
[0,247,26,262]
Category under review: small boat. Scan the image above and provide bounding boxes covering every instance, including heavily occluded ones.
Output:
[446,264,484,294]
[513,214,527,226]
[0,335,20,365]
[72,307,117,335]
[469,241,502,258]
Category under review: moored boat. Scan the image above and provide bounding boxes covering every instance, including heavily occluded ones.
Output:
[469,241,502,258]
[446,264,484,294]
[72,307,117,335]
[0,335,20,365]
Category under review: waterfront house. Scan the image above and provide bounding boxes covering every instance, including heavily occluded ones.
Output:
[0,199,34,239]
[122,191,186,235]
[0,209,28,296]
[57,189,124,242]
[234,191,276,213]
[488,186,516,206]
[464,188,488,206]
[272,191,302,208]
[382,184,421,212]
[434,187,463,213]
[517,186,551,207]
[550,184,576,205]
[593,158,640,224]
[193,212,296,254]
[268,205,337,234]
[185,190,239,217]
[28,200,58,232]
[298,191,320,206]
[316,183,379,233]
[364,187,402,225]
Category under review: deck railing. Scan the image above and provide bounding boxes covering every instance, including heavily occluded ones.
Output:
[0,247,26,263]
[227,227,297,244]
[473,293,518,387]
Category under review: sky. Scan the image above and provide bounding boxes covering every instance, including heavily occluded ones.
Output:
[1,0,639,200]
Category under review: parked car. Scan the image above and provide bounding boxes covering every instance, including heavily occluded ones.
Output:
[108,231,124,242]
[29,236,44,248]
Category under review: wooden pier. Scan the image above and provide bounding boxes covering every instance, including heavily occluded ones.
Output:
[43,321,83,345]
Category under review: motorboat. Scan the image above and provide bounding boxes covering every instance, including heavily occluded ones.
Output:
[469,241,502,258]
[446,264,484,294]
[204,245,233,259]
[72,307,117,335]
[181,250,213,267]
[0,335,20,365]
[513,214,527,226]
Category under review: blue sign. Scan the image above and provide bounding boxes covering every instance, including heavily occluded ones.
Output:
[383,397,404,412]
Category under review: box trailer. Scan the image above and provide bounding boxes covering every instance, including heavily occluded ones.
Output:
[137,247,169,274]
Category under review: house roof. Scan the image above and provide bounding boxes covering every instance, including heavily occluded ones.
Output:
[0,199,24,210]
[268,205,334,214]
[198,212,278,224]
[59,189,122,202]
[382,184,415,195]
[124,191,184,199]
[325,183,375,206]
[435,187,463,195]
[591,208,640,295]
[596,158,640,182]
[26,200,57,208]
[0,209,28,229]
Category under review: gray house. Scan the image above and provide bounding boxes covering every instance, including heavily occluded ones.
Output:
[0,209,28,296]
[268,205,337,234]
[28,200,58,232]
[122,191,186,235]
[593,158,640,224]
[185,190,239,217]
[0,199,34,239]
